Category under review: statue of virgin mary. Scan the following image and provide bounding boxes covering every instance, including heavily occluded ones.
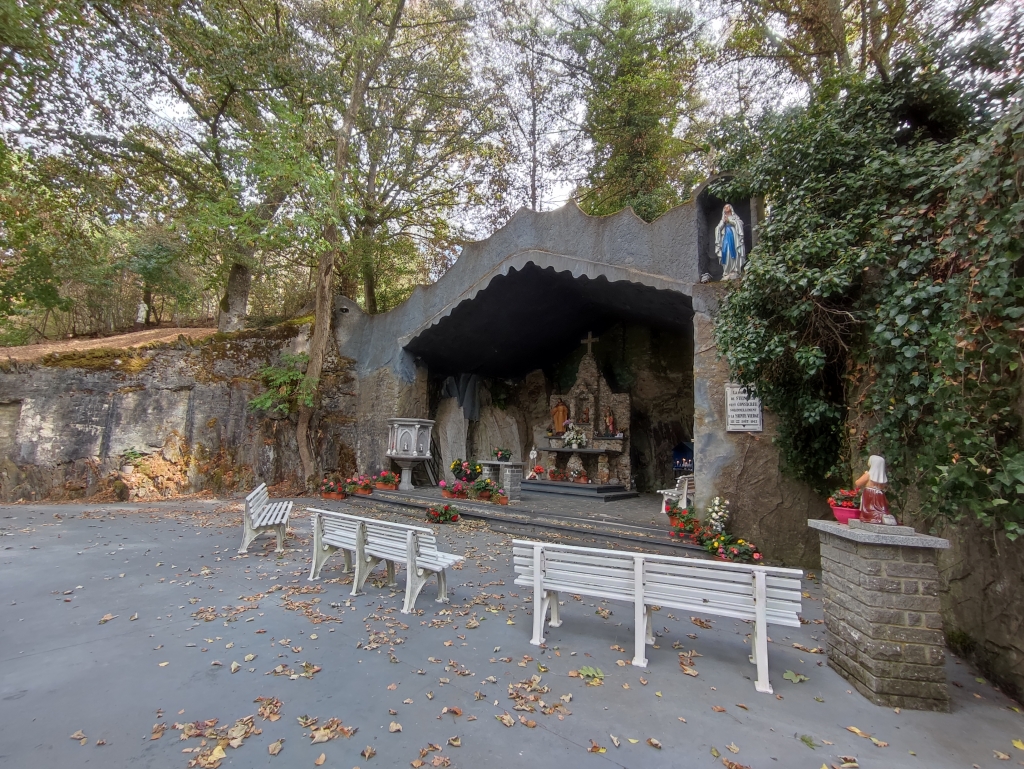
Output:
[715,204,746,280]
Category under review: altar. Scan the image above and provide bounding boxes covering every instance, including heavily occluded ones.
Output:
[540,333,633,488]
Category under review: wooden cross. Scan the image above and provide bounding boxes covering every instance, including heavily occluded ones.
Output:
[581,331,598,355]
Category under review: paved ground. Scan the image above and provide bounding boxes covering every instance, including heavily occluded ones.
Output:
[2,500,1023,769]
[0,326,218,361]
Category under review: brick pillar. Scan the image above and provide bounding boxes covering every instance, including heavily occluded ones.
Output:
[808,519,951,712]
[501,463,523,501]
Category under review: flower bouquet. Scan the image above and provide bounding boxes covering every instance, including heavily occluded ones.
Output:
[526,464,545,480]
[561,421,587,449]
[547,468,567,482]
[376,470,399,490]
[427,504,460,524]
[450,458,482,482]
[667,497,763,563]
[492,447,514,462]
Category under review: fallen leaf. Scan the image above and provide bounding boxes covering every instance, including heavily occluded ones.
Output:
[388,683,398,690]
[230,661,241,673]
[639,677,648,685]
[129,613,138,621]
[447,736,461,747]
[691,617,712,629]
[783,670,809,683]
[268,738,284,756]
[158,661,169,667]
[315,753,326,766]
[993,750,1010,760]
[244,654,256,662]
[721,759,752,769]
[726,742,739,753]
[712,706,726,713]
[404,698,414,704]
[588,740,606,753]
[98,613,117,624]
[361,745,376,759]
[390,722,402,733]
[1013,739,1024,751]
[151,723,166,740]
[677,717,686,723]
[610,735,620,747]
[496,712,514,727]
[735,703,748,710]
[799,735,816,749]
[518,715,537,728]
[847,726,871,738]
[647,738,662,749]
[711,746,721,758]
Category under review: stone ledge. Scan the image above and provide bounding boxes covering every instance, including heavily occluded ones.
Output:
[809,519,950,549]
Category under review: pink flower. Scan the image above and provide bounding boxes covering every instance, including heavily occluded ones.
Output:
[753,553,762,560]
[439,480,447,488]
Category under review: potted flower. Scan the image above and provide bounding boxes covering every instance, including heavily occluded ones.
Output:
[426,504,460,524]
[492,447,514,463]
[320,475,347,500]
[348,475,373,495]
[827,488,861,524]
[526,464,545,480]
[450,458,482,483]
[375,470,399,490]
[439,480,453,499]
[570,468,589,484]
[451,480,468,499]
[494,488,509,505]
[471,476,494,500]
[547,468,567,482]
[561,420,587,450]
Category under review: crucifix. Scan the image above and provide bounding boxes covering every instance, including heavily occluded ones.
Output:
[581,331,599,355]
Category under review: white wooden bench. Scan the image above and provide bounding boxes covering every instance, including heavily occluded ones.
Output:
[658,474,695,514]
[512,539,803,693]
[307,508,464,614]
[238,483,293,554]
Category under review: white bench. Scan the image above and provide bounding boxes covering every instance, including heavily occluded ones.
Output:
[658,473,694,514]
[238,483,293,554]
[307,508,464,614]
[512,539,803,693]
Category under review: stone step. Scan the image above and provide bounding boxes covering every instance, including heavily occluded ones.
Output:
[344,489,700,556]
[520,479,639,502]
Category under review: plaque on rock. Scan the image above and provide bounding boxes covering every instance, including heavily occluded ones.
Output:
[726,384,762,432]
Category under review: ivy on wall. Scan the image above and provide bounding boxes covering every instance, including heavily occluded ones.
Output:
[711,63,1024,538]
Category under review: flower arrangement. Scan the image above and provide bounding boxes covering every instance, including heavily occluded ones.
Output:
[450,480,468,498]
[427,504,460,524]
[471,476,495,498]
[494,488,508,504]
[666,497,762,563]
[548,468,567,482]
[345,474,373,493]
[569,466,588,483]
[828,488,861,509]
[320,475,345,494]
[527,464,545,480]
[561,420,587,448]
[492,447,514,462]
[450,458,482,482]
[376,470,399,486]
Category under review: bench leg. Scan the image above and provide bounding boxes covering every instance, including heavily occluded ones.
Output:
[547,591,562,628]
[434,568,449,604]
[309,543,337,581]
[238,518,259,554]
[532,591,550,646]
[752,571,773,694]
[352,555,381,597]
[385,560,398,587]
[342,549,352,573]
[274,524,285,553]
[644,606,654,645]
[632,556,648,668]
[402,567,429,614]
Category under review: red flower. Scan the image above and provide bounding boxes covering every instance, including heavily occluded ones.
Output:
[753,552,762,560]
[451,515,459,522]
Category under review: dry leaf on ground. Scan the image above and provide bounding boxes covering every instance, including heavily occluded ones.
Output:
[647,738,662,749]
[268,739,284,756]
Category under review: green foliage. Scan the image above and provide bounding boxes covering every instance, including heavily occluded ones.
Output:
[563,0,700,222]
[712,62,1024,537]
[248,353,315,415]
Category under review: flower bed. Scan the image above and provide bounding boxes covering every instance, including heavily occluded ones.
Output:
[375,470,399,490]
[666,497,763,563]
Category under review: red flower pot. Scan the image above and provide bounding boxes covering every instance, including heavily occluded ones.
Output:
[376,482,397,490]
[477,491,491,501]
[353,488,373,496]
[496,496,509,505]
[321,492,347,501]
[831,505,859,525]
[441,489,454,499]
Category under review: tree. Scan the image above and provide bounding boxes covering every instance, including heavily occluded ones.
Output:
[557,0,702,222]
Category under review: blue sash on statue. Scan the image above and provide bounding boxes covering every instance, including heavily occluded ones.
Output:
[720,225,737,265]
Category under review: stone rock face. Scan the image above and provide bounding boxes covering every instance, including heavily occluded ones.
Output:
[692,284,826,567]
[471,401,521,463]
[434,397,468,484]
[0,327,357,501]
[927,515,1024,702]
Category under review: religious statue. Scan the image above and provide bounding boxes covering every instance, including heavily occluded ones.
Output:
[854,455,896,525]
[716,204,746,280]
[604,408,616,437]
[551,399,569,435]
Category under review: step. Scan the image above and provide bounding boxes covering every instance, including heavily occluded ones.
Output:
[520,479,639,502]
[344,489,701,556]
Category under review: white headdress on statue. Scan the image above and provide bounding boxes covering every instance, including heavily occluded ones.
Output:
[868,455,887,485]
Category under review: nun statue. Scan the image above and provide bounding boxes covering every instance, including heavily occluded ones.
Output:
[854,455,897,525]
[716,204,746,280]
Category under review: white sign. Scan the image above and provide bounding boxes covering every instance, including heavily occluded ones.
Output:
[726,384,763,432]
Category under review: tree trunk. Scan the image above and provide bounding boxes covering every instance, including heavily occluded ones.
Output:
[143,287,153,325]
[218,262,251,332]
